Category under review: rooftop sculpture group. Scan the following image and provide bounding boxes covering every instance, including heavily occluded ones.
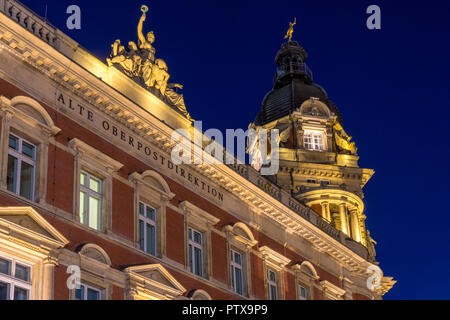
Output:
[107,5,193,121]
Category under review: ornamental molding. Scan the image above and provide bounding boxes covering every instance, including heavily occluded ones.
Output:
[125,264,186,300]
[320,280,346,300]
[259,245,291,269]
[0,206,69,251]
[0,6,385,278]
[223,222,258,248]
[179,200,220,227]
[68,138,124,173]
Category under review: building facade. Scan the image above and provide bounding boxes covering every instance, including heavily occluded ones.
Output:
[0,0,394,300]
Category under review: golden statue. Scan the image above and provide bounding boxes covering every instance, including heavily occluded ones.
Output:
[165,83,193,121]
[148,59,170,95]
[137,5,156,61]
[106,5,193,122]
[366,230,377,261]
[107,40,142,76]
[333,122,357,155]
[284,18,296,42]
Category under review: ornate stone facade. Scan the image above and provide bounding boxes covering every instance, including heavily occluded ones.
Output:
[0,0,394,300]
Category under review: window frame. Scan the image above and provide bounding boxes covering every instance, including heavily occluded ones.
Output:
[292,261,318,301]
[7,133,36,201]
[139,201,158,256]
[75,282,103,300]
[259,246,290,300]
[69,138,123,233]
[180,201,219,280]
[223,222,257,298]
[303,129,325,151]
[188,226,204,277]
[0,254,32,300]
[230,249,244,296]
[0,96,61,205]
[79,170,103,231]
[267,268,278,300]
[129,171,175,259]
[298,283,309,300]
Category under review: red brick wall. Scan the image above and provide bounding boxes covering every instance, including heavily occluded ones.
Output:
[46,145,74,213]
[165,207,185,265]
[250,252,265,299]
[112,178,134,241]
[54,265,69,300]
[211,232,228,284]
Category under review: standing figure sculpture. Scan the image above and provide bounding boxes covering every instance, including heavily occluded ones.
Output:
[284,18,297,42]
[366,230,377,261]
[137,5,156,62]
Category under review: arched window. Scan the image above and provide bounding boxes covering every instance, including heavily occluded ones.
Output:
[72,243,113,300]
[0,96,60,203]
[292,261,319,300]
[129,170,175,258]
[188,289,212,300]
[223,222,257,297]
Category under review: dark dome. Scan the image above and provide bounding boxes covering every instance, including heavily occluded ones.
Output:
[256,79,343,125]
[254,41,342,126]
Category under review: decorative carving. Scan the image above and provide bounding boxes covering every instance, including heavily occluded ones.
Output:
[247,122,263,171]
[107,5,193,121]
[366,230,377,261]
[333,122,357,155]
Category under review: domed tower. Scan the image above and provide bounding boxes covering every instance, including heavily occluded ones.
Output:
[250,40,374,250]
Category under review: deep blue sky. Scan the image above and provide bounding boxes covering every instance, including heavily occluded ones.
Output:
[19,0,450,299]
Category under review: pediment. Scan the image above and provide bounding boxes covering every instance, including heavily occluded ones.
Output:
[1,214,53,238]
[0,207,69,247]
[125,264,186,295]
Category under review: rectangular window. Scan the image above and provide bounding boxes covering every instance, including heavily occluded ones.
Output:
[303,130,324,151]
[139,202,157,256]
[7,134,36,200]
[75,283,102,300]
[298,284,309,300]
[231,250,244,295]
[0,256,31,300]
[188,227,204,277]
[79,171,102,230]
[267,268,278,300]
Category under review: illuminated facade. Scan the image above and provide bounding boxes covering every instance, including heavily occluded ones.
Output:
[0,0,394,300]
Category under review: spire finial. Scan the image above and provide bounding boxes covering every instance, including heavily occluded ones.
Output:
[284,17,296,42]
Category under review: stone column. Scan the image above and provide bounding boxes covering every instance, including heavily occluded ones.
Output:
[320,202,331,223]
[0,107,14,189]
[339,203,348,235]
[349,209,361,242]
[42,257,58,300]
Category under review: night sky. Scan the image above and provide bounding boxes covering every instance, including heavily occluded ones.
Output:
[18,0,450,299]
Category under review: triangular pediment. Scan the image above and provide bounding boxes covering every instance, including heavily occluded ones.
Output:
[0,207,69,246]
[125,264,186,294]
